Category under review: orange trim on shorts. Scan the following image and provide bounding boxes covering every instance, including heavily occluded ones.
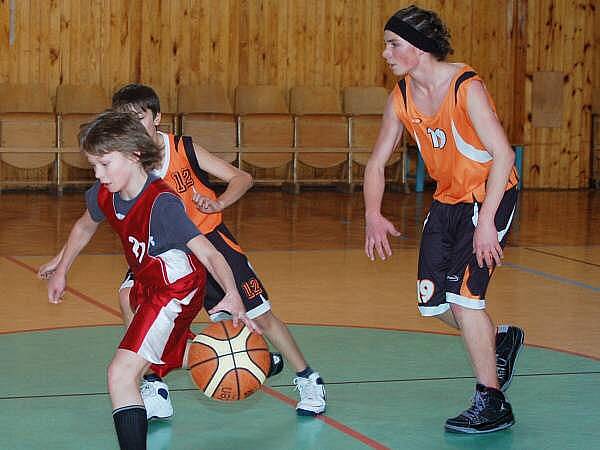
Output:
[459,265,480,299]
[217,230,244,255]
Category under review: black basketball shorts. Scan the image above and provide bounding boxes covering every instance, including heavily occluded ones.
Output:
[416,187,518,316]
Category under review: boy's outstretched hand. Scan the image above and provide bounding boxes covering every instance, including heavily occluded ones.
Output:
[38,251,63,280]
[46,272,66,304]
[208,292,262,334]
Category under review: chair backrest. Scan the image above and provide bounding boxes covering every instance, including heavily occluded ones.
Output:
[0,83,53,114]
[235,85,289,116]
[0,83,56,170]
[235,85,292,147]
[0,82,54,153]
[56,85,110,147]
[343,86,388,149]
[235,85,293,176]
[290,86,346,148]
[343,86,388,116]
[290,86,343,116]
[179,84,233,115]
[178,84,236,160]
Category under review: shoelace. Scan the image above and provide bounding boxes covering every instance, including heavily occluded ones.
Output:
[140,381,153,397]
[462,391,489,422]
[293,377,320,401]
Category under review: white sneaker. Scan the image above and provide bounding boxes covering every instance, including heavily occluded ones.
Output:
[293,372,326,416]
[141,378,174,420]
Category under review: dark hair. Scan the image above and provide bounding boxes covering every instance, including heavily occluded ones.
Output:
[79,110,162,171]
[112,83,161,118]
[391,5,453,61]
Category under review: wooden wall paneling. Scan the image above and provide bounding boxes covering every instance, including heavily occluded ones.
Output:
[128,0,143,85]
[67,0,80,85]
[523,0,538,187]
[16,0,31,82]
[0,1,7,82]
[105,1,123,90]
[139,0,162,98]
[595,1,600,115]
[238,0,250,90]
[563,0,581,188]
[546,0,565,188]
[170,0,186,92]
[581,0,595,187]
[226,0,241,94]
[330,0,345,90]
[511,0,527,145]
[275,0,289,90]
[209,0,231,88]
[153,0,176,107]
[302,0,316,86]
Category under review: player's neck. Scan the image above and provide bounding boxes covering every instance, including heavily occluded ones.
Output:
[120,168,149,201]
[409,60,457,94]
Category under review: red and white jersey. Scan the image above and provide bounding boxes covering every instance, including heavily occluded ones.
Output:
[97,178,206,289]
[391,65,518,204]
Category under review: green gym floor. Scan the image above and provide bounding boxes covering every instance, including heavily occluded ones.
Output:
[3,324,600,449]
[2,189,600,449]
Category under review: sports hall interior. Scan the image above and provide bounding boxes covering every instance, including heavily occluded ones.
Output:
[1,1,599,449]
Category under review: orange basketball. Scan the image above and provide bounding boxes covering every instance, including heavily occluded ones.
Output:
[188,320,271,401]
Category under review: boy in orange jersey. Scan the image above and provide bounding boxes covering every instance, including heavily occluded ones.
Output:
[44,110,259,450]
[40,84,326,418]
[364,5,524,433]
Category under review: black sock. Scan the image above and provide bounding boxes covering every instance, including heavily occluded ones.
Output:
[112,405,147,450]
[296,366,314,378]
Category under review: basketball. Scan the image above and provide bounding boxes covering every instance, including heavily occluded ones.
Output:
[188,320,271,401]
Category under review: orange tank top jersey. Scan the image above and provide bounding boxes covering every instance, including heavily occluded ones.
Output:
[157,133,222,234]
[391,65,518,204]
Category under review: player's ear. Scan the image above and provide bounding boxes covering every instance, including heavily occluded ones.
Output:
[153,112,162,127]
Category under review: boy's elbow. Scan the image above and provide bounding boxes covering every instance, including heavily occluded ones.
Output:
[242,171,254,189]
[506,147,516,165]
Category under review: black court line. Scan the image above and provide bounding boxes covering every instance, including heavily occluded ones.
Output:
[4,371,600,401]
[524,247,600,268]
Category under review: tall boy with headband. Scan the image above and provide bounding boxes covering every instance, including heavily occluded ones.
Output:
[364,5,524,433]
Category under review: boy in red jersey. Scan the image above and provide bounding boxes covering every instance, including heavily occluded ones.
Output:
[44,111,258,449]
[364,5,524,433]
[40,84,326,418]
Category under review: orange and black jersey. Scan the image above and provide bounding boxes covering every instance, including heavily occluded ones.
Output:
[154,133,222,234]
[391,65,518,204]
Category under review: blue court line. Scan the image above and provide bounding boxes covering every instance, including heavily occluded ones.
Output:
[504,262,600,292]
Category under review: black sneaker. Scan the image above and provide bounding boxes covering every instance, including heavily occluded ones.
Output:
[496,325,525,391]
[267,352,284,378]
[445,384,515,434]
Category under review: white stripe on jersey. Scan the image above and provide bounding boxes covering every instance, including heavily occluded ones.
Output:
[157,249,195,284]
[451,121,493,163]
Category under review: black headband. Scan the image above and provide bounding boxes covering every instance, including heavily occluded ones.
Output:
[384,16,441,55]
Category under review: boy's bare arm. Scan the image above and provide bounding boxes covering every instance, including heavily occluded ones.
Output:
[186,234,260,333]
[191,143,253,213]
[46,210,99,303]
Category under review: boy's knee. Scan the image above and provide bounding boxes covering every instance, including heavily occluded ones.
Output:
[107,358,136,389]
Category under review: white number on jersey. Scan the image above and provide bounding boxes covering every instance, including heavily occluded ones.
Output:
[128,236,146,264]
[426,128,447,149]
